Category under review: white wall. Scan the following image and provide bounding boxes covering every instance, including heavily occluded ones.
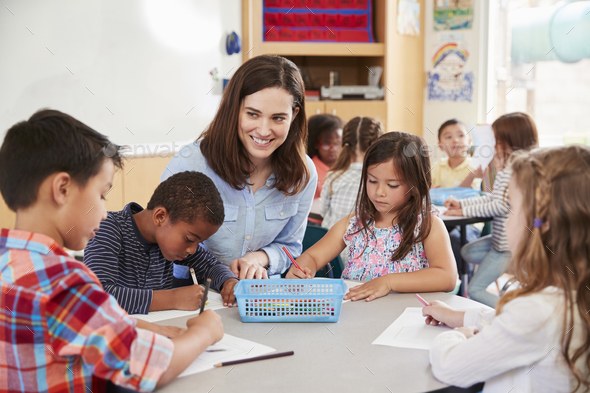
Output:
[0,0,243,155]
[422,1,490,155]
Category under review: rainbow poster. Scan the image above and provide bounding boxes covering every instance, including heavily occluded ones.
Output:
[428,42,473,102]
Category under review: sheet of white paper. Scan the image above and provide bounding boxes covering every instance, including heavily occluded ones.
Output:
[132,292,227,323]
[372,307,452,350]
[469,125,496,171]
[434,205,468,221]
[178,333,276,378]
[342,279,363,303]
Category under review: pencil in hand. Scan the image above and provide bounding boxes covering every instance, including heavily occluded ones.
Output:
[190,267,199,285]
[282,246,304,274]
[200,278,211,313]
[415,294,430,307]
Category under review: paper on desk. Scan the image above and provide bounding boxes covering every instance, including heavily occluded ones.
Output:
[178,334,275,378]
[342,279,363,303]
[132,292,227,323]
[469,125,496,171]
[372,307,451,350]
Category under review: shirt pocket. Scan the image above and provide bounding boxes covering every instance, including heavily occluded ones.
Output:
[261,201,300,240]
[205,204,239,262]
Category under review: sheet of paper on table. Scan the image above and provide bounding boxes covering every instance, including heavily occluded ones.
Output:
[132,291,226,323]
[372,307,452,350]
[178,333,276,378]
[434,205,468,220]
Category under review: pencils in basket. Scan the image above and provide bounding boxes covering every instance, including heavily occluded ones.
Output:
[214,351,294,367]
[282,246,304,273]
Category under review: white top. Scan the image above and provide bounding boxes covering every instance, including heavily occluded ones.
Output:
[430,287,587,392]
[319,162,363,229]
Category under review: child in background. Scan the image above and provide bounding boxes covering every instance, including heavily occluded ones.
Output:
[431,119,483,189]
[424,145,590,392]
[287,132,457,301]
[0,110,223,392]
[307,114,344,199]
[320,116,383,229]
[431,119,483,273]
[84,171,239,315]
[444,112,538,308]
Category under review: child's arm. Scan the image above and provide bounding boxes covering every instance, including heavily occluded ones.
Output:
[156,310,224,386]
[285,214,350,279]
[458,166,484,188]
[345,216,457,301]
[134,318,186,338]
[84,222,156,315]
[180,244,239,306]
[429,295,556,388]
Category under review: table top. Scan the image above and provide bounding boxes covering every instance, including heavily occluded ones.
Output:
[435,205,493,227]
[154,291,484,393]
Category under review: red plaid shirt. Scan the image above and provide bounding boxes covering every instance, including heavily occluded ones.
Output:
[0,229,173,393]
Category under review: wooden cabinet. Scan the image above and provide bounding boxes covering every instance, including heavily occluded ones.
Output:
[305,100,387,131]
[243,0,425,136]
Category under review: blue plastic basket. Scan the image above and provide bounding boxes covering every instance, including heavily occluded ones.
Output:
[234,279,347,323]
[430,187,480,206]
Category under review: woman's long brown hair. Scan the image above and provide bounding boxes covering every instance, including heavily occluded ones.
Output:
[354,132,432,262]
[199,55,309,196]
[499,145,590,391]
[327,116,383,195]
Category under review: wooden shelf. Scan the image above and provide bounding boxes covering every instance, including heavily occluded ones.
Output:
[260,42,385,57]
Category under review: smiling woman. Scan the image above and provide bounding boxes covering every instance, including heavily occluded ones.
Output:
[161,55,318,280]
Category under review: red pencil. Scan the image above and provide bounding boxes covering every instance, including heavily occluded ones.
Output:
[415,294,430,307]
[282,246,305,273]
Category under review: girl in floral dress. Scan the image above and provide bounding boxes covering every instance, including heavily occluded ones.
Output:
[287,132,457,302]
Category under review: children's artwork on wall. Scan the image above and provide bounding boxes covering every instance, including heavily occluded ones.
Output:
[427,42,474,102]
[433,0,474,31]
[397,0,420,37]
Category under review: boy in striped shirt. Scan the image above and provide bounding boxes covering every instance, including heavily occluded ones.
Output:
[83,171,239,315]
[0,110,223,392]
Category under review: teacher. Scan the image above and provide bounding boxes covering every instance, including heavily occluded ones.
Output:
[161,55,317,280]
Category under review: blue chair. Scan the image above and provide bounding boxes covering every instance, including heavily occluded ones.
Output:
[302,223,344,279]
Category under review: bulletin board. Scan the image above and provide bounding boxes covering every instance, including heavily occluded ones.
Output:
[263,0,375,42]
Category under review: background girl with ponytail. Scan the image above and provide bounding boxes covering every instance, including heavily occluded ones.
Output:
[424,145,590,392]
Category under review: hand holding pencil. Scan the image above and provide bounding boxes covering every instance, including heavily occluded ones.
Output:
[282,247,313,279]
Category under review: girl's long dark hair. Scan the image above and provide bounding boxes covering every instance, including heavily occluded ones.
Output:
[199,55,309,196]
[354,132,432,261]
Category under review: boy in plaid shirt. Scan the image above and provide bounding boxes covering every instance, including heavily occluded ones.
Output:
[0,110,223,392]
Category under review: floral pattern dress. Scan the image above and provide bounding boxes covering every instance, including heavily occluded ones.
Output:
[341,213,435,281]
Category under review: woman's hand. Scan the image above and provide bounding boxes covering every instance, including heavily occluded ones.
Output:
[421,300,465,328]
[343,276,391,302]
[230,251,269,280]
[220,278,238,306]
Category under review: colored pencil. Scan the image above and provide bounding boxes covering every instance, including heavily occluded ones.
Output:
[214,351,294,367]
[282,246,304,273]
[415,294,430,307]
[200,278,211,313]
[190,267,199,285]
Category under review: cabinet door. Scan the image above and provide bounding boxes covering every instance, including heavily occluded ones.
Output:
[305,101,325,117]
[324,101,387,131]
[123,156,172,208]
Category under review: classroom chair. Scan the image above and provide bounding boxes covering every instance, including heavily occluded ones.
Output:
[301,223,344,279]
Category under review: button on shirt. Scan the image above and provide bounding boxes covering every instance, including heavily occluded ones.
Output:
[161,142,318,275]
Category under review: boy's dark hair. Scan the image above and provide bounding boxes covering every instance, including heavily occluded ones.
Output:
[147,171,224,226]
[307,114,345,158]
[437,118,466,140]
[0,109,123,211]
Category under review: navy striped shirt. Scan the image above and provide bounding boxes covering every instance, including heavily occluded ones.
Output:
[83,202,236,314]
